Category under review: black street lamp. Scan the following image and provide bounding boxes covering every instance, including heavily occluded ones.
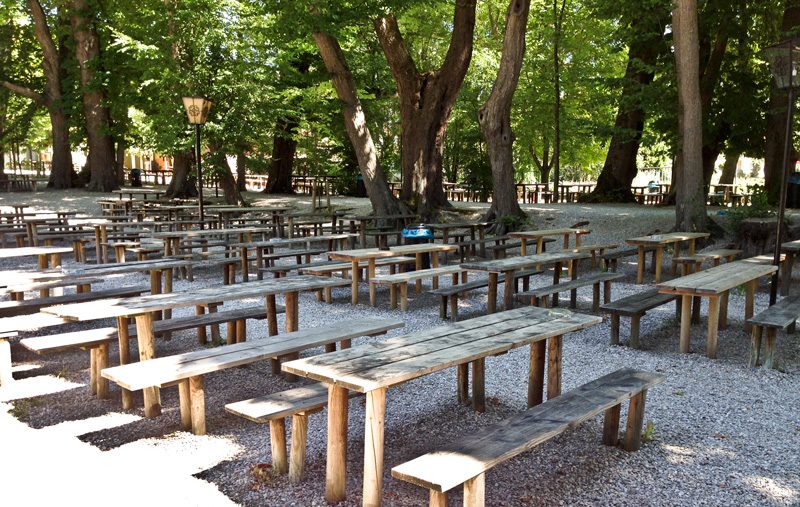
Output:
[182,96,213,229]
[765,39,800,305]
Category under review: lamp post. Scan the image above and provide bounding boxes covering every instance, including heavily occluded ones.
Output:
[765,39,800,305]
[182,96,213,229]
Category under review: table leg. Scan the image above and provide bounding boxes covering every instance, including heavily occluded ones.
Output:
[351,260,360,305]
[100,226,109,263]
[135,312,161,417]
[503,269,516,311]
[284,291,300,382]
[680,295,692,354]
[636,246,645,284]
[368,258,378,305]
[487,273,498,314]
[719,290,729,330]
[431,251,439,289]
[552,261,562,307]
[478,226,486,258]
[745,279,757,332]
[95,227,102,264]
[520,239,528,256]
[117,316,134,409]
[457,363,469,404]
[472,358,485,413]
[654,247,663,283]
[547,335,562,400]
[575,233,583,247]
[363,388,387,507]
[326,384,349,504]
[150,270,162,322]
[671,243,681,275]
[528,340,546,408]
[706,295,720,359]
[563,234,569,249]
[415,254,422,293]
[240,246,249,282]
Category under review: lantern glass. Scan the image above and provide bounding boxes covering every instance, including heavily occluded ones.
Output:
[766,39,800,90]
[182,96,213,125]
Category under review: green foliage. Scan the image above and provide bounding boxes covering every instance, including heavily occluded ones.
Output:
[725,184,774,233]
[499,214,530,230]
[642,421,656,443]
[8,398,43,421]
[248,463,280,490]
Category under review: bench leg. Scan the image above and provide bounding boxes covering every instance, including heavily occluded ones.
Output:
[96,343,109,399]
[430,490,448,507]
[178,380,192,431]
[390,284,398,309]
[90,348,99,396]
[196,306,207,344]
[706,296,720,359]
[457,363,469,404]
[450,295,459,322]
[227,322,237,345]
[326,384,349,504]
[0,339,12,386]
[763,328,777,369]
[749,326,763,368]
[325,286,332,303]
[116,317,134,409]
[570,287,577,309]
[472,358,485,413]
[719,290,729,330]
[630,316,641,349]
[463,472,486,507]
[679,295,692,354]
[400,282,408,311]
[487,273,498,314]
[602,403,621,446]
[208,305,221,346]
[691,295,701,325]
[269,418,288,474]
[439,295,448,319]
[592,283,600,312]
[363,388,387,507]
[603,280,612,305]
[289,414,309,482]
[610,315,620,346]
[623,390,647,452]
[528,340,546,408]
[547,335,563,400]
[237,320,246,343]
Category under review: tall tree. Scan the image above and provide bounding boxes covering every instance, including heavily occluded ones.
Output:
[551,0,566,198]
[374,0,477,219]
[673,0,707,231]
[69,0,118,191]
[479,0,529,231]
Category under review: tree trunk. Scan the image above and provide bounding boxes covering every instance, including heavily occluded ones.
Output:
[478,0,529,233]
[263,119,297,194]
[69,0,117,192]
[673,0,707,231]
[374,1,477,220]
[164,153,197,198]
[552,0,565,200]
[718,148,739,185]
[313,31,404,216]
[765,6,800,203]
[116,139,126,185]
[236,153,246,192]
[208,141,246,205]
[529,143,552,190]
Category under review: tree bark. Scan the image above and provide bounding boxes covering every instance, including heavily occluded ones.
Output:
[208,141,246,205]
[718,148,739,185]
[478,0,529,233]
[765,6,800,203]
[164,153,197,198]
[374,1,477,220]
[69,0,117,191]
[673,0,707,231]
[529,143,552,189]
[236,152,246,192]
[313,31,404,216]
[263,119,298,194]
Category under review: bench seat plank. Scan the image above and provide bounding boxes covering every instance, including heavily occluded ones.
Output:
[0,285,149,317]
[391,368,665,494]
[225,383,361,423]
[748,294,800,329]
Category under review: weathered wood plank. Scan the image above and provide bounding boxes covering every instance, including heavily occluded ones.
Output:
[0,286,149,318]
[747,293,800,330]
[656,260,777,295]
[461,251,589,273]
[600,289,677,317]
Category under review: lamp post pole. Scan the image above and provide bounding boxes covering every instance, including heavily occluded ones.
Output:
[195,123,205,229]
[770,87,796,305]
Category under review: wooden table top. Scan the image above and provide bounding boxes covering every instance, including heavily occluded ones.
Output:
[282,306,601,393]
[461,250,589,273]
[328,244,457,261]
[42,275,351,321]
[0,246,73,258]
[509,228,592,239]
[425,222,492,230]
[228,233,358,249]
[347,214,417,221]
[656,260,777,296]
[149,226,265,239]
[782,240,800,252]
[626,231,709,245]
[3,259,193,286]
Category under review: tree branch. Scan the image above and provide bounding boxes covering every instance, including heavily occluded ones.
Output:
[1,81,48,106]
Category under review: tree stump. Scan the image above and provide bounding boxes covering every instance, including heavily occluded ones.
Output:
[735,218,785,258]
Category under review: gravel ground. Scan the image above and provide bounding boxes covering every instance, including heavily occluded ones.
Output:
[0,188,798,506]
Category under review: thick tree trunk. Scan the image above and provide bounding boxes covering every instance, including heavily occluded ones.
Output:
[208,141,246,205]
[673,0,707,231]
[70,0,117,192]
[49,110,73,188]
[116,139,126,185]
[718,149,739,185]
[529,143,552,190]
[313,31,404,216]
[374,1,477,220]
[765,6,800,203]
[164,153,197,198]
[263,119,297,194]
[236,153,246,192]
[478,0,529,233]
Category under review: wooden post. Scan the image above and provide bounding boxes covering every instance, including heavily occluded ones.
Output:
[630,316,642,349]
[96,343,109,399]
[189,375,206,435]
[610,314,620,346]
[326,384,349,504]
[362,388,387,507]
[745,279,757,332]
[706,296,720,359]
[547,336,563,400]
[178,380,192,431]
[528,340,546,408]
[351,260,360,304]
[463,472,486,507]
[623,390,647,452]
[135,312,161,417]
[602,404,621,446]
[117,316,134,409]
[196,306,207,344]
[679,295,692,354]
[472,358,485,413]
[763,328,777,369]
[487,273,498,314]
[430,490,448,507]
[654,246,663,283]
[749,326,763,368]
[636,246,645,284]
[270,418,288,474]
[503,269,516,311]
[458,363,469,404]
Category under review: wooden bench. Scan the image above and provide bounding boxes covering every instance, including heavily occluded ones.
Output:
[391,368,665,507]
[226,383,363,482]
[300,256,416,278]
[569,243,619,268]
[485,237,556,260]
[671,248,741,275]
[0,276,102,300]
[0,285,150,318]
[428,269,542,322]
[600,289,679,348]
[453,235,507,261]
[369,265,465,310]
[259,248,327,267]
[515,271,624,311]
[599,245,657,272]
[747,293,800,369]
[101,317,404,435]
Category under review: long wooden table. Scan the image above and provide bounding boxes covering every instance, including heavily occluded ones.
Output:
[656,260,777,358]
[509,228,592,255]
[283,306,601,506]
[43,275,351,417]
[625,231,710,284]
[461,250,590,312]
[345,214,416,248]
[426,221,492,257]
[0,246,73,269]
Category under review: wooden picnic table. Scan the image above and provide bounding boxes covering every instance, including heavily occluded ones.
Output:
[43,275,351,417]
[656,260,777,358]
[509,228,592,255]
[113,188,164,200]
[625,231,710,284]
[149,226,268,257]
[282,306,601,506]
[780,240,800,296]
[0,246,73,270]
[461,250,590,312]
[426,221,492,256]
[345,214,417,247]
[328,244,458,305]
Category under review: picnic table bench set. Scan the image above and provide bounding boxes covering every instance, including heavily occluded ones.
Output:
[1,198,798,506]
